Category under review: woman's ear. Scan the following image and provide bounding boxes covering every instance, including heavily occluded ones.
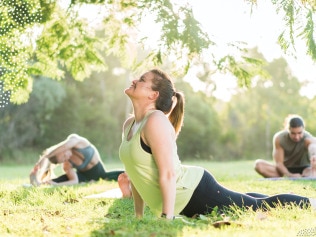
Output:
[148,91,159,100]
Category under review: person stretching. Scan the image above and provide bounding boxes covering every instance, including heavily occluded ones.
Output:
[30,134,124,186]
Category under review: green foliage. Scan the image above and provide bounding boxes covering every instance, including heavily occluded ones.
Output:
[0,0,44,104]
[299,10,316,60]
[271,0,316,59]
[217,54,266,88]
[152,0,211,55]
[0,0,315,109]
[33,6,106,81]
[1,0,213,105]
[0,0,43,34]
[1,0,287,106]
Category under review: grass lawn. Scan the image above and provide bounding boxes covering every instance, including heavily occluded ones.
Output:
[0,160,316,237]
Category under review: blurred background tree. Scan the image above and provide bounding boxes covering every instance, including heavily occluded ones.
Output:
[3,0,315,105]
[0,0,315,163]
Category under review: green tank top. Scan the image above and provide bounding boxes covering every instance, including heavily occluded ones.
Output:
[119,111,204,216]
[274,130,311,167]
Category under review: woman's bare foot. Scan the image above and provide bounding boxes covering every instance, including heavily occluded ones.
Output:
[29,165,40,186]
[118,172,132,198]
[30,157,54,186]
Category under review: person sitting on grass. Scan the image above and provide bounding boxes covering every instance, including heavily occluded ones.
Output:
[118,68,316,219]
[29,134,125,186]
[254,114,316,178]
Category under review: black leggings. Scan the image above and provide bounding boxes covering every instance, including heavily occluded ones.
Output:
[52,162,124,183]
[180,170,310,217]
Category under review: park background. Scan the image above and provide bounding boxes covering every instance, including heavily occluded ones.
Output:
[1,0,316,166]
[1,1,316,236]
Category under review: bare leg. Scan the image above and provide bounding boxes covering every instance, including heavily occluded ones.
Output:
[254,159,282,178]
[118,172,132,198]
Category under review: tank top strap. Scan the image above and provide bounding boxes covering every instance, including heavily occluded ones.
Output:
[126,110,157,135]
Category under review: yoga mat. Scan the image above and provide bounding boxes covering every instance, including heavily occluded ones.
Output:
[84,188,123,199]
[260,177,316,181]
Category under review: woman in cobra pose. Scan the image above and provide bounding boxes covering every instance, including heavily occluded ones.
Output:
[118,68,316,219]
[30,134,124,186]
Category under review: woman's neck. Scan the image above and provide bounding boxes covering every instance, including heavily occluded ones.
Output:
[133,104,156,123]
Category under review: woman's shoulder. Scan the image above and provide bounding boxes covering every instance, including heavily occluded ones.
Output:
[145,110,174,134]
[146,110,166,121]
[67,134,82,140]
[146,110,169,127]
[67,134,90,147]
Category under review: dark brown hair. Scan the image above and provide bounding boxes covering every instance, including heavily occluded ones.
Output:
[48,156,58,164]
[150,69,185,136]
[284,114,305,130]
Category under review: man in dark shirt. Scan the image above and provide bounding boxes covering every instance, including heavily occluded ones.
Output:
[254,114,316,178]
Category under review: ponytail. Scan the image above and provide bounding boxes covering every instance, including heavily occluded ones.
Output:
[150,69,185,136]
[168,91,185,137]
